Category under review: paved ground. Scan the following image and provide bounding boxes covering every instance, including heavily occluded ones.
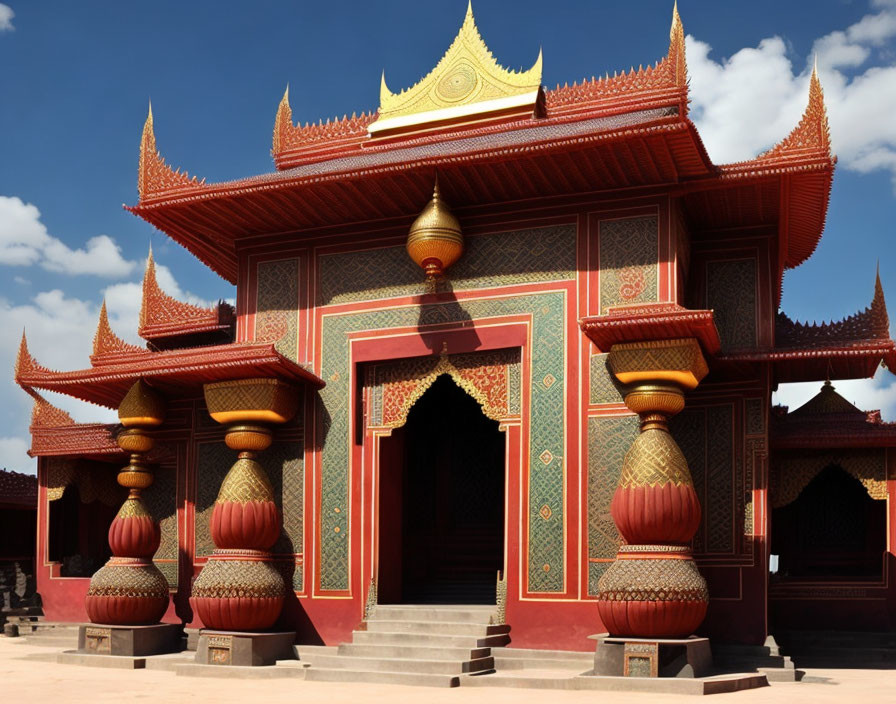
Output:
[2,638,895,703]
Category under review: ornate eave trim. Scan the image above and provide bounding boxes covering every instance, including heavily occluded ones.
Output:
[369,89,540,136]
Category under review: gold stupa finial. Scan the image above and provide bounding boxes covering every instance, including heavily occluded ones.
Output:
[407,176,464,281]
[370,1,542,135]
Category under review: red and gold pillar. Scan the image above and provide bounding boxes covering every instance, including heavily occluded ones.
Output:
[85,380,169,625]
[190,379,297,632]
[596,339,709,638]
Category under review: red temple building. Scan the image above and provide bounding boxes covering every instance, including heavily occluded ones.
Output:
[13,2,896,668]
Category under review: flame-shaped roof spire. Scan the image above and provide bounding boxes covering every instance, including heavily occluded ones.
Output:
[370,1,542,135]
[273,85,291,155]
[30,391,75,429]
[137,102,204,201]
[93,300,145,357]
[760,61,832,160]
[669,1,687,90]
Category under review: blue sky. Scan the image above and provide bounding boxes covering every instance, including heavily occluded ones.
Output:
[0,1,895,472]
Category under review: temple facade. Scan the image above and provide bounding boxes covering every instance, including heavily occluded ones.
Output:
[14,4,896,651]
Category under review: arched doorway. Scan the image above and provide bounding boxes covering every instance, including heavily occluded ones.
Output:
[771,464,886,579]
[377,374,505,604]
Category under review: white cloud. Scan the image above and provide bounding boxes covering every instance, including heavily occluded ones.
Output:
[0,196,136,277]
[687,2,896,188]
[774,366,896,421]
[0,260,213,474]
[0,4,13,32]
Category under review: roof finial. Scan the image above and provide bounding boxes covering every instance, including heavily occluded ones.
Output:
[14,330,31,380]
[668,0,687,93]
[273,84,292,155]
[871,261,889,338]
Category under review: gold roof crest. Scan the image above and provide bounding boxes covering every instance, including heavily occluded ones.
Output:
[369,1,542,136]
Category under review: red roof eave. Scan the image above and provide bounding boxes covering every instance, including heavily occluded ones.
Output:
[17,342,325,409]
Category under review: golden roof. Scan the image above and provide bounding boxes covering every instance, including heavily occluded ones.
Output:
[369,1,542,135]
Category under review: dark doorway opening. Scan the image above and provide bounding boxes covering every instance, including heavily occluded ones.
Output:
[378,374,505,604]
[48,485,116,577]
[771,465,885,579]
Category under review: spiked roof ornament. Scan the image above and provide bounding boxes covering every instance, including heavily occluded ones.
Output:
[272,85,292,155]
[138,102,204,201]
[139,246,232,342]
[369,1,543,135]
[760,62,831,160]
[30,391,75,429]
[93,300,145,358]
[14,331,47,382]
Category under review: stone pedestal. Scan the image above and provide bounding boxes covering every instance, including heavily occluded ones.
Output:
[592,635,712,678]
[78,622,181,657]
[195,630,295,667]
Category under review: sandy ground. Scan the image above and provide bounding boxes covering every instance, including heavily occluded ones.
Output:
[2,638,896,704]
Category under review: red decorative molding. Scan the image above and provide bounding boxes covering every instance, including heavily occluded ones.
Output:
[580,303,721,356]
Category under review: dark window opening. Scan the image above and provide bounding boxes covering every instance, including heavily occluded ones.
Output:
[48,484,116,577]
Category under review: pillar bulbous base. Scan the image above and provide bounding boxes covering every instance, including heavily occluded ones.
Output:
[85,557,169,626]
[190,549,286,632]
[596,546,708,638]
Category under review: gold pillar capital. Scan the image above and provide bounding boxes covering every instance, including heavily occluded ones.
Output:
[608,337,708,390]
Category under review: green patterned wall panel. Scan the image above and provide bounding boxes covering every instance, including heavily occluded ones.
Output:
[263,439,304,558]
[256,258,300,361]
[587,416,639,569]
[590,353,626,405]
[319,291,567,592]
[317,225,576,306]
[194,443,231,557]
[706,259,757,351]
[598,216,659,314]
[671,405,738,555]
[143,464,178,587]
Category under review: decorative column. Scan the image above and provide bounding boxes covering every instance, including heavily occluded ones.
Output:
[594,339,709,673]
[81,380,179,656]
[190,378,297,666]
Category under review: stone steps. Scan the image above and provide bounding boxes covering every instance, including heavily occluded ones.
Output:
[366,620,509,636]
[302,604,501,687]
[305,667,461,687]
[338,643,491,660]
[373,605,494,623]
[351,630,509,648]
[308,653,494,674]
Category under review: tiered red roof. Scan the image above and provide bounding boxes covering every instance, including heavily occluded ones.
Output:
[125,5,833,294]
[27,391,121,459]
[722,271,895,382]
[772,380,896,449]
[0,468,37,508]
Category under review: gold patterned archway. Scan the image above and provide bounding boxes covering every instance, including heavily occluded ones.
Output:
[770,450,888,508]
[365,348,521,431]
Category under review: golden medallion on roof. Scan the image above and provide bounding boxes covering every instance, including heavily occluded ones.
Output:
[369,2,542,136]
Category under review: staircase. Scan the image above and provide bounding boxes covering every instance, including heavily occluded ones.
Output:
[303,604,507,687]
[777,630,896,668]
[6,617,80,649]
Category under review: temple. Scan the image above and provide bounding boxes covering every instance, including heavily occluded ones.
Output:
[12,1,896,679]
